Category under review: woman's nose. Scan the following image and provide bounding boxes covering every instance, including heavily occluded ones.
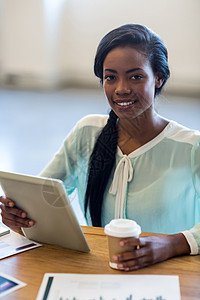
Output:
[115,80,131,95]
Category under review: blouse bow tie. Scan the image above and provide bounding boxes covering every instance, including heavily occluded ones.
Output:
[109,154,133,218]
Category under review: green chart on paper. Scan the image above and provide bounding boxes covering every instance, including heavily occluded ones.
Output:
[60,296,166,300]
[41,274,179,300]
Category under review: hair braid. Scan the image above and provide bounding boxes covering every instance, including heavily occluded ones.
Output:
[84,110,118,226]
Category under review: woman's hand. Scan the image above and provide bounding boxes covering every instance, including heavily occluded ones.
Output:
[112,233,191,271]
[0,196,35,231]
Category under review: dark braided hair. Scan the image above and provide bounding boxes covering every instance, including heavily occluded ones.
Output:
[84,109,118,226]
[85,24,170,226]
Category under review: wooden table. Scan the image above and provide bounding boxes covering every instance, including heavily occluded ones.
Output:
[0,226,200,300]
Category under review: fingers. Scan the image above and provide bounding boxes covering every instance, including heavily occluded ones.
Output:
[0,196,15,208]
[119,237,146,248]
[0,196,27,219]
[1,202,25,218]
[114,246,145,262]
[117,256,152,271]
[0,196,35,230]
[113,247,146,271]
[114,248,153,271]
[1,212,34,230]
[112,237,152,271]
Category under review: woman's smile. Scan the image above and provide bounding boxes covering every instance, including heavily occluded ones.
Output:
[113,99,138,109]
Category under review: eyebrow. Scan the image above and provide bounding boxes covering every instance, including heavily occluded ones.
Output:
[104,68,143,74]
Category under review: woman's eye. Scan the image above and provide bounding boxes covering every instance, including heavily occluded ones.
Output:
[131,75,143,80]
[104,75,115,82]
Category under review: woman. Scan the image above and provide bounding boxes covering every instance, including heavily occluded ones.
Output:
[1,24,200,271]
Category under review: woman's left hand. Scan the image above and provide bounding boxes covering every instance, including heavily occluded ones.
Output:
[112,233,190,271]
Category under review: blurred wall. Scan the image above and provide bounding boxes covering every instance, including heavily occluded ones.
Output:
[0,0,199,95]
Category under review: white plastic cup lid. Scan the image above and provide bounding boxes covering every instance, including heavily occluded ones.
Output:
[104,219,141,238]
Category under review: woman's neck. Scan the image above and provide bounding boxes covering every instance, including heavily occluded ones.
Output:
[117,111,169,155]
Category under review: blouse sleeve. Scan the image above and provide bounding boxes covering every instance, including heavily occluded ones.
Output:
[189,223,200,254]
[191,137,200,196]
[182,138,200,255]
[39,123,79,195]
[182,223,200,255]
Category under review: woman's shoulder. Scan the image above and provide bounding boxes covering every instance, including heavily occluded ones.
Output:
[76,114,109,129]
[167,120,200,145]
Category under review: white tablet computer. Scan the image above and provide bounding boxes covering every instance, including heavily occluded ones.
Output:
[0,171,90,253]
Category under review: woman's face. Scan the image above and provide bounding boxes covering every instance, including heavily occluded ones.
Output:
[103,46,162,121]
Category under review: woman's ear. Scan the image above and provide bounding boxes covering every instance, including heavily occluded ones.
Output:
[155,73,164,89]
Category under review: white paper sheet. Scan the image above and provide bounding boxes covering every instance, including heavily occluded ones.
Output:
[0,272,26,298]
[36,273,181,300]
[0,229,41,259]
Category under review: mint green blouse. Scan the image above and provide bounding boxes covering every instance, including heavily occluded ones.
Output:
[40,115,200,254]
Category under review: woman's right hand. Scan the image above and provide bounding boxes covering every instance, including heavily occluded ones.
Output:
[0,196,35,231]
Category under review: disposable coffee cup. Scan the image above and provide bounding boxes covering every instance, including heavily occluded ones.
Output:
[104,219,141,270]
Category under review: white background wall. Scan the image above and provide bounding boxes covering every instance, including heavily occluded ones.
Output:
[0,0,199,95]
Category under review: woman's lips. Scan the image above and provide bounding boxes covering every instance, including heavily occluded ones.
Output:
[113,99,137,109]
